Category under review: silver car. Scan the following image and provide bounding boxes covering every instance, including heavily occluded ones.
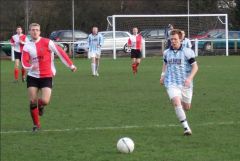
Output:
[74,31,131,54]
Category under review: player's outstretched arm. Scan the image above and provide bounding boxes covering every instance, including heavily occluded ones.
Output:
[49,40,77,72]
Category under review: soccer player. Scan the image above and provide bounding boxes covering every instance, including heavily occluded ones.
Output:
[128,27,144,75]
[181,30,192,49]
[160,29,198,136]
[164,24,174,48]
[87,26,104,76]
[22,23,77,132]
[10,26,29,82]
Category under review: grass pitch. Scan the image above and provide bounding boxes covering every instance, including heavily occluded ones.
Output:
[1,56,240,161]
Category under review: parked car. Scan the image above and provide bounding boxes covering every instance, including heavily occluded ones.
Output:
[0,40,11,56]
[49,30,88,52]
[140,28,165,49]
[197,31,240,51]
[190,29,225,39]
[74,31,131,54]
[0,37,67,56]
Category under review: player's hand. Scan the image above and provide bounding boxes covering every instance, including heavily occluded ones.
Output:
[20,40,25,45]
[71,65,77,72]
[160,77,164,85]
[184,78,192,87]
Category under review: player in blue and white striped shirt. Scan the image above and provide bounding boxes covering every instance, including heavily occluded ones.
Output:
[88,26,104,76]
[160,29,198,136]
[181,30,192,49]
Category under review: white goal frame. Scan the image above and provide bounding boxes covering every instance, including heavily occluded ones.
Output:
[111,14,228,59]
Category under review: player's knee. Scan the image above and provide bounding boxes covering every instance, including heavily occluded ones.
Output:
[183,104,191,110]
[30,100,38,109]
[41,99,50,106]
[171,98,181,107]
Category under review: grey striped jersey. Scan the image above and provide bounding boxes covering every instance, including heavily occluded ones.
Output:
[163,46,196,88]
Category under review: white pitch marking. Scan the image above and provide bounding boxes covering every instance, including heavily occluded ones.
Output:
[1,121,239,134]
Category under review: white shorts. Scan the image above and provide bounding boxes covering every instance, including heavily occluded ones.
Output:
[166,86,193,104]
[88,52,101,58]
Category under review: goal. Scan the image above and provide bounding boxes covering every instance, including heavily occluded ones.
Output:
[107,14,228,59]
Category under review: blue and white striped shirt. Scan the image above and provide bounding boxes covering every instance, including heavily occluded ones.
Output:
[182,37,192,48]
[163,46,196,88]
[88,33,104,53]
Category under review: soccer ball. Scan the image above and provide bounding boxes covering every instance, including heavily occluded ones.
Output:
[117,137,135,153]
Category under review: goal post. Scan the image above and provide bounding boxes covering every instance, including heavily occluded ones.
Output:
[110,14,228,59]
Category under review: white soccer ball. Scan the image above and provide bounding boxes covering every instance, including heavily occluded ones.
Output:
[117,137,135,153]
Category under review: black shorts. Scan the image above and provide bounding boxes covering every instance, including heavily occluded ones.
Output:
[14,51,22,60]
[130,49,142,59]
[27,75,53,89]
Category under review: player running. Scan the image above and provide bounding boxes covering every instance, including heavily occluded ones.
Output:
[10,26,29,82]
[160,29,198,136]
[181,30,192,48]
[128,27,144,75]
[22,23,77,132]
[88,26,104,76]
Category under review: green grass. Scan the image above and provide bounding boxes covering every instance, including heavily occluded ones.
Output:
[1,56,240,161]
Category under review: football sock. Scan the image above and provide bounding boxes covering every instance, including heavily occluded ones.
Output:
[38,99,45,108]
[132,63,136,73]
[30,101,40,128]
[175,105,190,129]
[95,63,99,73]
[14,68,19,80]
[21,68,26,78]
[91,63,96,75]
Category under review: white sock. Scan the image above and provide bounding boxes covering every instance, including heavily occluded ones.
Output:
[95,63,99,74]
[175,106,190,129]
[91,63,96,75]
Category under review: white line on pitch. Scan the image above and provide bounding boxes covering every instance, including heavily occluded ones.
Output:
[1,121,239,134]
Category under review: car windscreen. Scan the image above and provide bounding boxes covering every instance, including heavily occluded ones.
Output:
[102,33,113,39]
[75,32,88,39]
[62,31,88,39]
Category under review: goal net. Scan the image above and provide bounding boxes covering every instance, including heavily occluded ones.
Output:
[107,14,229,59]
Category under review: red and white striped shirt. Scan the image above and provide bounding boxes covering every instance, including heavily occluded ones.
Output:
[128,34,144,50]
[22,37,75,78]
[10,34,28,52]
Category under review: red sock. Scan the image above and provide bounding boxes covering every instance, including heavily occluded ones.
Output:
[132,63,136,71]
[21,68,26,78]
[38,99,44,108]
[30,102,40,128]
[14,68,19,80]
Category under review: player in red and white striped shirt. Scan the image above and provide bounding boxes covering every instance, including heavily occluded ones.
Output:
[22,23,77,132]
[10,26,28,82]
[128,27,144,75]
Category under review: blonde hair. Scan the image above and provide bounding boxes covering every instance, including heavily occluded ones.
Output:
[29,23,40,30]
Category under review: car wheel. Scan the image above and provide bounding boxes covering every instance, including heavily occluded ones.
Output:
[63,44,69,52]
[123,43,130,53]
[204,42,212,51]
[63,45,68,52]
